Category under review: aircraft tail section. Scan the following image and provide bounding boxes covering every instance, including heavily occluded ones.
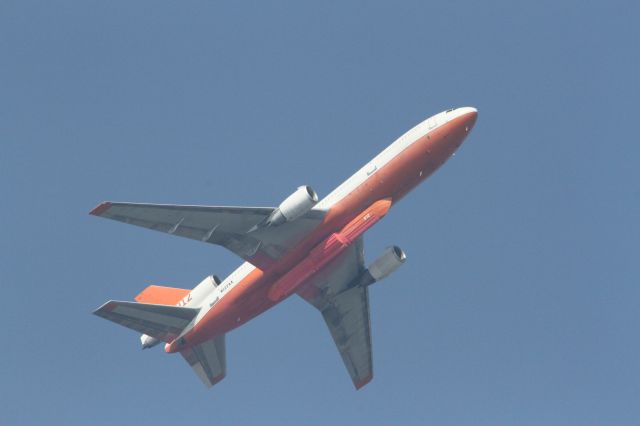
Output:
[134,285,190,305]
[93,300,199,343]
[181,335,227,388]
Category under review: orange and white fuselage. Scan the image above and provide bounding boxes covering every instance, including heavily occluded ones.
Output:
[162,107,478,353]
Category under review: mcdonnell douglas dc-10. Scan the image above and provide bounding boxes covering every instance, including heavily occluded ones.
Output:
[91,107,478,389]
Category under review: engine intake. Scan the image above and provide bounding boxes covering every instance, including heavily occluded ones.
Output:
[266,186,318,227]
[367,246,407,282]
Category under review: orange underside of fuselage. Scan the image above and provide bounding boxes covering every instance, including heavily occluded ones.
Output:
[168,112,477,352]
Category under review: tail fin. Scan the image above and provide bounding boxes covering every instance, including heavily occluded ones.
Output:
[93,300,199,343]
[135,285,190,305]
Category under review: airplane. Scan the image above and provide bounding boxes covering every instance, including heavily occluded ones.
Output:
[91,107,478,389]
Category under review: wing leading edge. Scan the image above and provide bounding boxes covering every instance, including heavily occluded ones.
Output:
[297,237,374,389]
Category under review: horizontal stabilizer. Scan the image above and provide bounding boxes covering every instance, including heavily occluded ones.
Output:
[181,335,227,388]
[135,285,190,305]
[93,300,199,343]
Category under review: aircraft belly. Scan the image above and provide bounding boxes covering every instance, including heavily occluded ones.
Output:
[267,199,391,302]
[187,279,276,345]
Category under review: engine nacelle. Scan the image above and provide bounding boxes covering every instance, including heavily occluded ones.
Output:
[367,246,407,282]
[141,334,160,349]
[266,186,318,227]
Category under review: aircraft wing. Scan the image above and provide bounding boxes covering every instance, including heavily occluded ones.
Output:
[297,238,374,389]
[90,202,325,270]
[180,335,227,388]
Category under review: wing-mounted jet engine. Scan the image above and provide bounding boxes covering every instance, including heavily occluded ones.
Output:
[263,186,319,228]
[359,245,407,287]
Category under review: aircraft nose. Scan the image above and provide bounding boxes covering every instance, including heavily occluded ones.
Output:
[432,106,478,158]
[457,106,478,133]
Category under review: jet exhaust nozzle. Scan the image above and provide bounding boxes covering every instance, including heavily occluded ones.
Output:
[140,334,160,350]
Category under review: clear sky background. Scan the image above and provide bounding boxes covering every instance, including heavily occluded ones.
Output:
[2,1,638,425]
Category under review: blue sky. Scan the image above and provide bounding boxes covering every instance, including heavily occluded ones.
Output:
[2,1,638,425]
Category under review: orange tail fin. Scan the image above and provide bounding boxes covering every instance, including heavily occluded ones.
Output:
[135,285,190,305]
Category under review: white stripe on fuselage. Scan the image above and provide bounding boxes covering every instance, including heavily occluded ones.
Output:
[316,107,470,210]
